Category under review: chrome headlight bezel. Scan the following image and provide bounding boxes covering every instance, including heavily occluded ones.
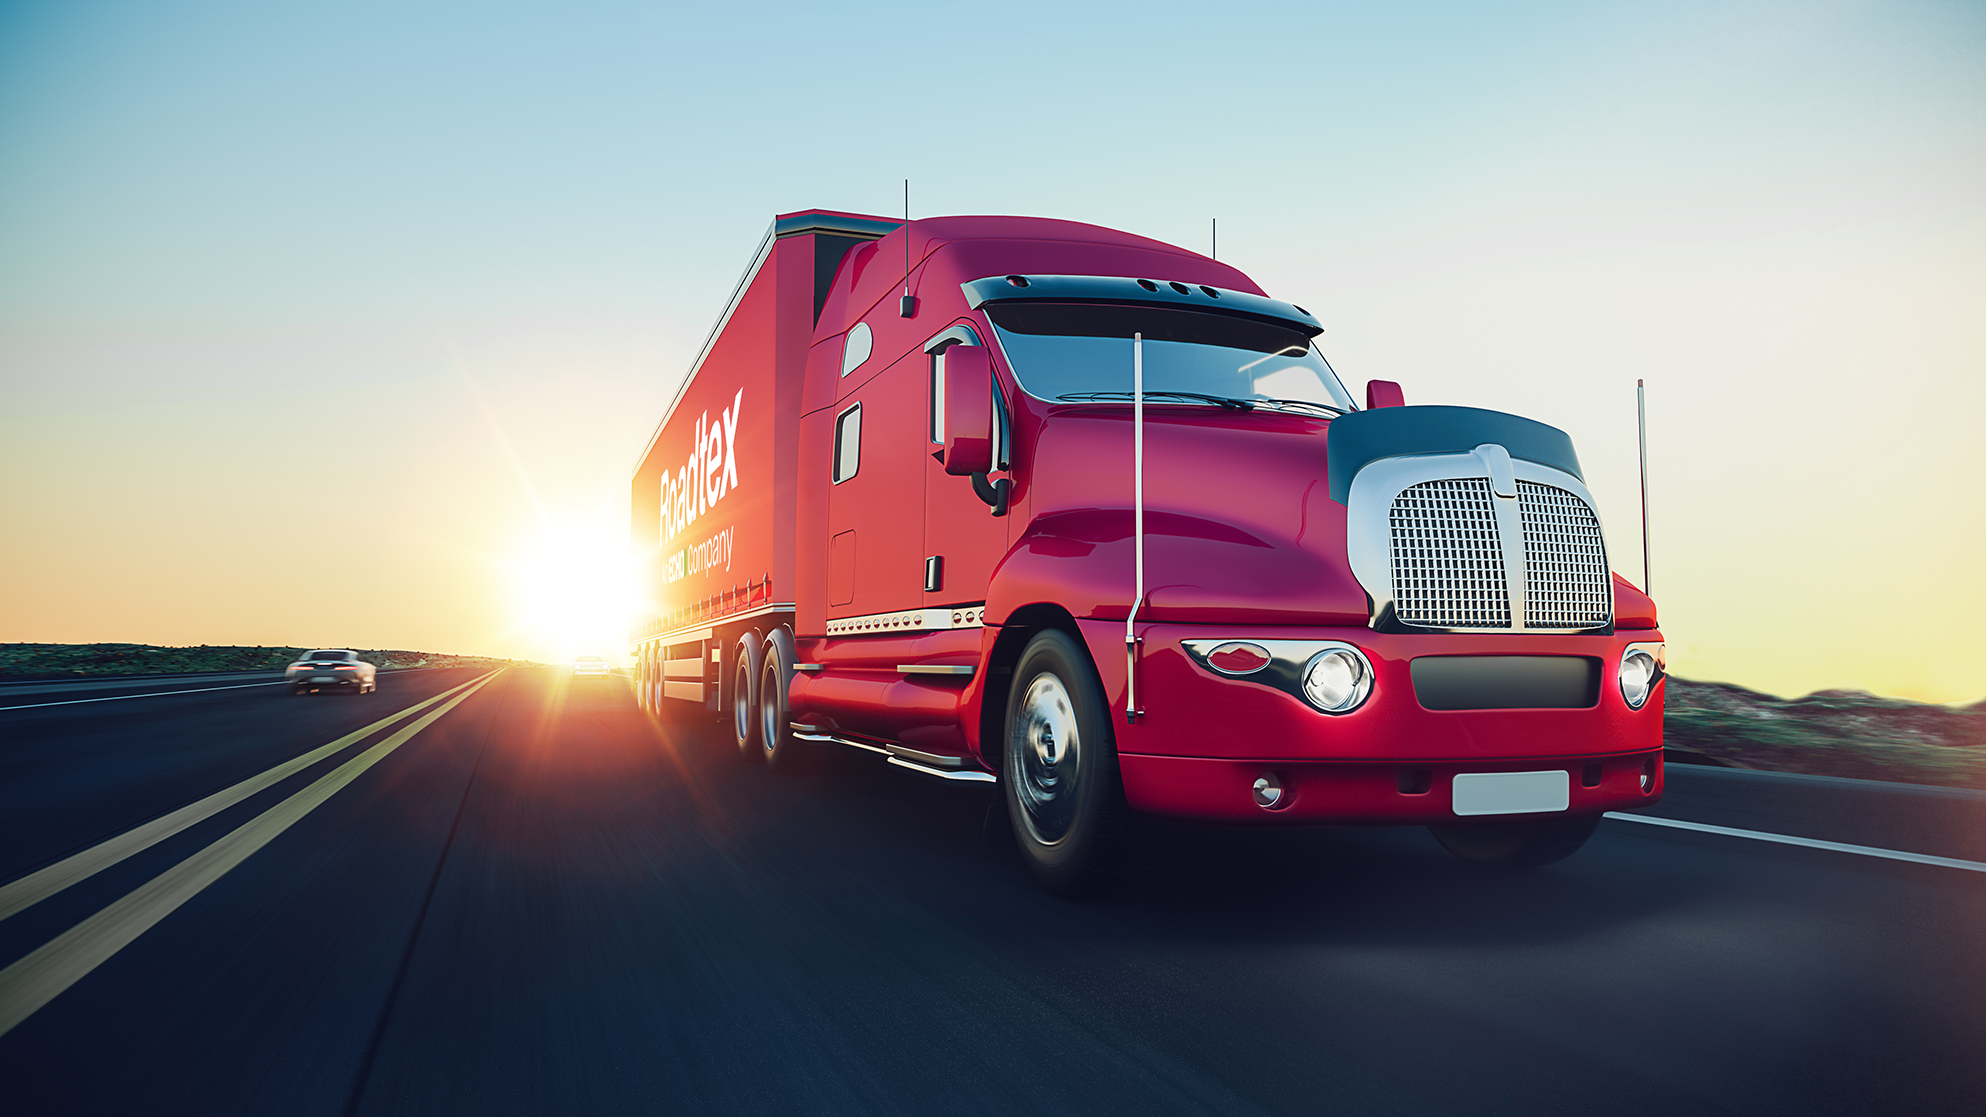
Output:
[1619,642,1666,710]
[1181,638,1377,716]
[1301,644,1375,714]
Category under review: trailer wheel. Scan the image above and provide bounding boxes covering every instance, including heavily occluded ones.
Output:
[1427,814,1601,868]
[1002,630,1122,896]
[757,628,803,771]
[732,631,762,759]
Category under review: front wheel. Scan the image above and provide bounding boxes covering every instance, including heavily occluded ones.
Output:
[1003,629,1122,896]
[1427,813,1601,868]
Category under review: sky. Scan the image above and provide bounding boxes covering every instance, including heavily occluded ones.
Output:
[0,0,1981,701]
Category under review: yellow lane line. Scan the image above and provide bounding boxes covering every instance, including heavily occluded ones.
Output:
[0,674,491,923]
[0,670,503,1037]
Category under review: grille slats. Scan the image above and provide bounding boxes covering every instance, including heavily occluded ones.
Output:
[1388,478,1511,629]
[1385,476,1611,631]
[1517,481,1611,628]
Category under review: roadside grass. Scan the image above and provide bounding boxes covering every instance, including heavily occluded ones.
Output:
[1665,678,1986,790]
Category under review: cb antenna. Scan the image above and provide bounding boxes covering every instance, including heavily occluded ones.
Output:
[899,179,916,317]
[1637,378,1651,595]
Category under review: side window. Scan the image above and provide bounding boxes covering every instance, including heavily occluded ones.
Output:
[832,403,862,483]
[841,323,873,377]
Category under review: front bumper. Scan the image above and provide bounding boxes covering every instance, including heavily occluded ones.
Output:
[1080,619,1666,823]
[1120,750,1661,824]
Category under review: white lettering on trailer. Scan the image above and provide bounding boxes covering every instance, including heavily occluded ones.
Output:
[664,525,733,584]
[660,389,743,546]
[722,388,741,493]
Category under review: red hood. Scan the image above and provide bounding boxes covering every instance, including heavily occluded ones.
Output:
[994,405,1370,626]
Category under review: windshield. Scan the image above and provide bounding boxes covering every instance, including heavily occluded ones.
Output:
[306,651,349,661]
[985,303,1356,413]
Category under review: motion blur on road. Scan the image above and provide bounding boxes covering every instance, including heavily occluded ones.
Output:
[2,668,1983,1115]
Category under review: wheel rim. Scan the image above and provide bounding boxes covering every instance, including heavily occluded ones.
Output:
[733,657,752,748]
[1008,672,1081,845]
[759,660,781,756]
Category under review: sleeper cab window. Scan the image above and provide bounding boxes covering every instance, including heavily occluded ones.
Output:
[832,403,862,483]
[841,323,872,377]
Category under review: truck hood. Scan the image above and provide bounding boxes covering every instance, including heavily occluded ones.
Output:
[994,407,1371,626]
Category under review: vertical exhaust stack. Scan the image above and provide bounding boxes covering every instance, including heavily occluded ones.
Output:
[1126,332,1145,721]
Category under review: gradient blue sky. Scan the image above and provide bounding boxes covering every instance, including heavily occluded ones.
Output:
[2,1,1982,700]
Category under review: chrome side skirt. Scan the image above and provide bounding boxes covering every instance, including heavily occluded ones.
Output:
[789,724,997,783]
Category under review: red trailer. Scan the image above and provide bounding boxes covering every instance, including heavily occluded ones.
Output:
[631,209,1665,893]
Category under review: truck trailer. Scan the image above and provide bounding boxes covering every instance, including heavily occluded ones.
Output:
[630,210,1665,893]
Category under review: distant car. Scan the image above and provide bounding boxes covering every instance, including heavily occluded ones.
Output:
[286,649,377,695]
[572,655,610,677]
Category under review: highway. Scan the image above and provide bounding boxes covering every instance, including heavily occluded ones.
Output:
[2,668,1981,1115]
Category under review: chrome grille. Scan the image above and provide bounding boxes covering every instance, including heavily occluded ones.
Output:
[1517,481,1611,628]
[1388,479,1511,629]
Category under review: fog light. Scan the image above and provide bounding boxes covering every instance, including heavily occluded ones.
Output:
[1301,644,1373,713]
[1619,642,1665,710]
[1252,772,1286,809]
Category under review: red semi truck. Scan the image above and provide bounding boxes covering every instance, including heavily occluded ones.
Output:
[631,210,1665,893]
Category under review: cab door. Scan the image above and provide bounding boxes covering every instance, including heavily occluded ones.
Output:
[823,328,927,625]
[922,324,1011,615]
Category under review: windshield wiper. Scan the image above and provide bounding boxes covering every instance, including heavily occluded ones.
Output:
[1057,391,1256,411]
[1251,397,1350,417]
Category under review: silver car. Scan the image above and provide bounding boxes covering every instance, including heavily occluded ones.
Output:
[572,655,610,678]
[286,649,377,695]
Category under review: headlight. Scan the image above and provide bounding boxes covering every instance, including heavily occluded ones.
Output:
[1301,644,1374,714]
[1619,642,1665,710]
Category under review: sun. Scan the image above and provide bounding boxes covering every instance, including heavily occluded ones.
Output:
[506,517,639,665]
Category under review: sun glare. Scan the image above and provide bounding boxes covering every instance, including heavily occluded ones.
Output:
[506,519,639,666]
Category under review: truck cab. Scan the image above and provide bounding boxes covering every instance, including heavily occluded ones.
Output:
[633,211,1664,894]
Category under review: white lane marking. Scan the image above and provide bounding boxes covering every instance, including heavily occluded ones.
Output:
[0,680,288,711]
[0,671,502,1037]
[0,675,489,923]
[1605,812,1986,873]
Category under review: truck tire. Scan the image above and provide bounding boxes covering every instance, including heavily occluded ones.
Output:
[1427,813,1601,868]
[1002,629,1123,896]
[757,627,804,771]
[732,630,762,759]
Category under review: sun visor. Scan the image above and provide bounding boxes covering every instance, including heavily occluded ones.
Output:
[1326,406,1582,505]
[961,275,1322,336]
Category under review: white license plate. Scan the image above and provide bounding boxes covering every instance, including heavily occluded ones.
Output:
[1451,770,1569,816]
[313,676,334,683]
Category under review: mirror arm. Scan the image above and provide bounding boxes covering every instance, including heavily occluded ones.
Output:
[971,472,1010,517]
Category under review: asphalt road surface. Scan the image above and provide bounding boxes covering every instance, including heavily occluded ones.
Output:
[2,668,1981,1115]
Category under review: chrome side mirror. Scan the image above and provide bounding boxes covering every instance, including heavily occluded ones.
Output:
[943,347,994,476]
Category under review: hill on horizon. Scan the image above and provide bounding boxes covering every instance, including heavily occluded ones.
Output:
[0,642,533,681]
